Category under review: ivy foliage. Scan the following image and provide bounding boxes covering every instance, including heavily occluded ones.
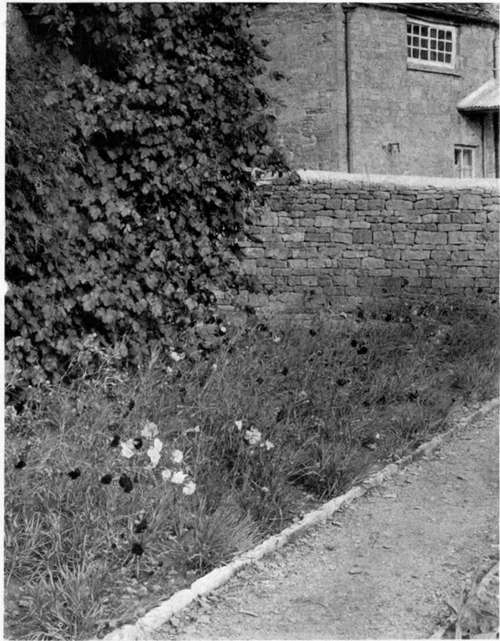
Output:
[6,3,284,386]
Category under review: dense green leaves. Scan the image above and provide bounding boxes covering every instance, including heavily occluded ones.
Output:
[6,3,286,389]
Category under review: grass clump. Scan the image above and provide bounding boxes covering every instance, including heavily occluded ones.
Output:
[5,298,498,639]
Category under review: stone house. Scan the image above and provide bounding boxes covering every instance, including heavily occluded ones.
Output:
[252,3,499,178]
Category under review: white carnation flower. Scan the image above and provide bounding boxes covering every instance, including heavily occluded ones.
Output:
[244,427,262,446]
[182,480,196,496]
[171,449,183,464]
[147,438,163,467]
[171,471,187,485]
[141,421,159,439]
[120,439,135,459]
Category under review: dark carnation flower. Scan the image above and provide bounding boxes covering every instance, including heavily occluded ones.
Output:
[357,345,368,355]
[119,473,133,493]
[256,377,264,385]
[134,517,148,534]
[350,339,358,348]
[14,459,26,469]
[109,435,120,448]
[336,378,347,386]
[100,474,113,485]
[68,468,81,479]
[133,437,143,450]
[131,542,144,556]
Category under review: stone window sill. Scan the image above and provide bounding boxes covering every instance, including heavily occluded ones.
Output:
[407,62,462,77]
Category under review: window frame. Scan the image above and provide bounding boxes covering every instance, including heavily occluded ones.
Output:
[454,145,475,179]
[407,18,457,70]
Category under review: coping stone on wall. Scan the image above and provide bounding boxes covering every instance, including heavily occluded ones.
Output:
[295,170,500,191]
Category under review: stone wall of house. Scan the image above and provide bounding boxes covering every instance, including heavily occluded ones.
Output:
[346,4,497,177]
[250,4,498,177]
[251,3,348,171]
[226,172,499,320]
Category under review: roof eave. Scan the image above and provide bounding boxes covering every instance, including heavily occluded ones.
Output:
[358,3,499,27]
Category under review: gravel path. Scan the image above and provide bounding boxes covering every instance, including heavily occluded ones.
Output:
[152,408,499,640]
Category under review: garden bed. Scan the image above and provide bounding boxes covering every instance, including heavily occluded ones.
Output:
[4,298,499,640]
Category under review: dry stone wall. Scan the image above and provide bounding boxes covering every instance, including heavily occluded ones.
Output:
[230,172,499,320]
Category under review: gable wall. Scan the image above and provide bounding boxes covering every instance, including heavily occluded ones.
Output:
[251,3,348,170]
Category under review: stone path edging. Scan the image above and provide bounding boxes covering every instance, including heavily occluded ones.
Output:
[99,398,499,641]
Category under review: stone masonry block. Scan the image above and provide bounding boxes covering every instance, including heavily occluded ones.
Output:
[290,247,318,258]
[288,259,308,270]
[329,219,351,230]
[451,212,476,224]
[333,272,357,287]
[244,247,265,258]
[362,257,386,269]
[415,198,437,209]
[448,231,477,244]
[333,232,353,244]
[325,198,342,209]
[462,224,483,231]
[255,211,278,226]
[342,249,367,259]
[355,199,370,210]
[288,275,318,287]
[371,248,401,260]
[459,194,483,210]
[352,229,373,243]
[314,216,336,227]
[394,231,415,243]
[487,208,500,223]
[282,231,305,242]
[302,203,323,212]
[421,213,441,223]
[437,196,458,209]
[350,221,371,229]
[401,249,430,261]
[373,231,393,244]
[264,246,290,260]
[307,257,333,269]
[415,231,447,244]
[386,199,414,210]
[304,231,331,242]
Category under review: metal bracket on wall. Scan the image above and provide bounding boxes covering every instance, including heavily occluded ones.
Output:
[382,142,401,154]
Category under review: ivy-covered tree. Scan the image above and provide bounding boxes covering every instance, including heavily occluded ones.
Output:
[6,3,285,385]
